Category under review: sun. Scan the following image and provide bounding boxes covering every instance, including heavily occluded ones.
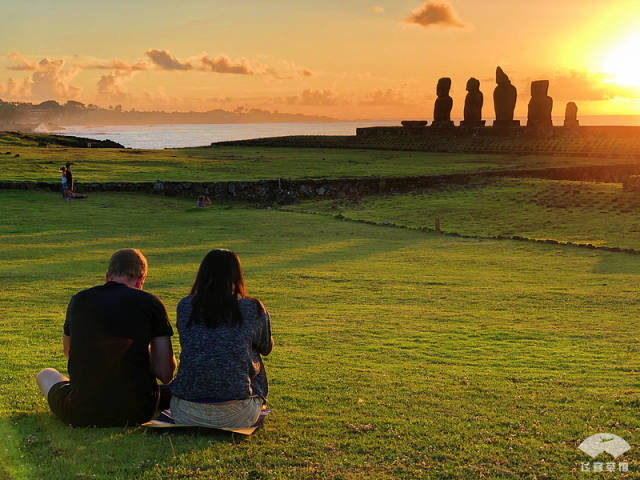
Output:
[602,32,640,86]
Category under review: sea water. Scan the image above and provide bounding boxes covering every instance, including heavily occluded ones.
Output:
[55,121,400,149]
[54,115,640,150]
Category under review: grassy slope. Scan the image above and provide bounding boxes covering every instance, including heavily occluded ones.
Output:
[287,177,640,250]
[1,141,640,184]
[217,132,640,157]
[1,191,640,479]
[0,131,122,149]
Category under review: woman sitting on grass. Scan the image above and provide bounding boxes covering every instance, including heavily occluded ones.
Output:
[169,249,273,429]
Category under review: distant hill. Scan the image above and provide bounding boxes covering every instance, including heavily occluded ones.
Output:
[0,131,123,148]
[0,99,338,132]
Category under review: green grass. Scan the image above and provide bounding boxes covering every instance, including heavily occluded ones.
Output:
[220,131,640,157]
[286,177,640,250]
[1,190,640,478]
[1,141,640,184]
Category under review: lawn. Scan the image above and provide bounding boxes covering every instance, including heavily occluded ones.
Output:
[1,190,640,479]
[219,130,640,158]
[286,177,640,251]
[1,139,640,184]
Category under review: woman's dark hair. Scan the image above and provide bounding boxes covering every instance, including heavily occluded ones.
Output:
[189,249,247,328]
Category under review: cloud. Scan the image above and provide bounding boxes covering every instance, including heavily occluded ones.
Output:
[2,53,82,100]
[262,60,314,80]
[545,70,639,101]
[406,1,469,28]
[80,57,149,72]
[199,54,254,75]
[0,77,33,98]
[287,89,341,106]
[359,88,410,106]
[146,48,312,79]
[145,49,193,71]
[372,6,385,14]
[96,70,138,103]
[283,87,415,108]
[28,58,81,100]
[147,49,256,75]
[6,51,38,71]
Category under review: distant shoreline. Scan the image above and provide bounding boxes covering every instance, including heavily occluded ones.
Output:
[44,114,640,131]
[52,121,401,149]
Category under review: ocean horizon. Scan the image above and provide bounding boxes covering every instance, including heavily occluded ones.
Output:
[52,115,640,150]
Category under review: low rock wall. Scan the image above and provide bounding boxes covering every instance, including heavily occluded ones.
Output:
[3,163,640,203]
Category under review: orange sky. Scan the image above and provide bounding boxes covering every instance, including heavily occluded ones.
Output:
[1,0,638,119]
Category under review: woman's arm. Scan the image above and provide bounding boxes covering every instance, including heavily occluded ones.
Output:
[254,300,274,355]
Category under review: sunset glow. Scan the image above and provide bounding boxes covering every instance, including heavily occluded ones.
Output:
[602,33,640,87]
[1,1,638,119]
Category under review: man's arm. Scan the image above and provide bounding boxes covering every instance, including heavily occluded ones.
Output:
[149,336,176,384]
[63,335,71,359]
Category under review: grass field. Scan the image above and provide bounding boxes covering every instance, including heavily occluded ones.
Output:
[2,189,640,479]
[219,131,640,158]
[286,177,640,251]
[2,140,640,184]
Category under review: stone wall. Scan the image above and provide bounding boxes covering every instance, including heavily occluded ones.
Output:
[4,163,640,204]
[356,125,640,138]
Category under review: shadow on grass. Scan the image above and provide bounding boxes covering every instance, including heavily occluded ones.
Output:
[592,251,640,275]
[2,412,250,479]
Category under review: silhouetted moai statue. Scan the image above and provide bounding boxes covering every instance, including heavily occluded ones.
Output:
[433,77,454,127]
[461,77,485,127]
[527,80,553,128]
[564,102,579,128]
[493,67,519,127]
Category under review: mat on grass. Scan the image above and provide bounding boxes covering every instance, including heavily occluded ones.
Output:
[142,408,270,436]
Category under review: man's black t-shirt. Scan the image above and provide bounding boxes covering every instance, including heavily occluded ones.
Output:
[65,169,72,190]
[62,281,173,426]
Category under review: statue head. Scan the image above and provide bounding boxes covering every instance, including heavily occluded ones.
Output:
[531,80,549,97]
[466,77,480,92]
[565,101,578,118]
[496,67,510,86]
[437,77,452,97]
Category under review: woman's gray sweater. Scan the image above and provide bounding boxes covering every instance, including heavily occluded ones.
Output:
[170,296,273,401]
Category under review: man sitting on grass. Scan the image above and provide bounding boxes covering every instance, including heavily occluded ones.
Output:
[36,248,176,427]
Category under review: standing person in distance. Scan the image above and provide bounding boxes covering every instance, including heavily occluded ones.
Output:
[65,162,73,194]
[60,166,69,200]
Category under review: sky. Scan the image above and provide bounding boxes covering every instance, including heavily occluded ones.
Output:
[1,0,639,119]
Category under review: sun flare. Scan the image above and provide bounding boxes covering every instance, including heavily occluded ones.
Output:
[602,33,640,87]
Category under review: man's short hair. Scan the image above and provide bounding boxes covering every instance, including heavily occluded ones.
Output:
[107,249,148,280]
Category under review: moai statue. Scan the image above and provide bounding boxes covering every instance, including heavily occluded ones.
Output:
[527,80,553,128]
[564,102,579,128]
[493,66,519,127]
[461,77,485,127]
[433,77,454,127]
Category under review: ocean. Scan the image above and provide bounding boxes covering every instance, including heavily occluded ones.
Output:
[53,116,640,150]
[53,121,399,149]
